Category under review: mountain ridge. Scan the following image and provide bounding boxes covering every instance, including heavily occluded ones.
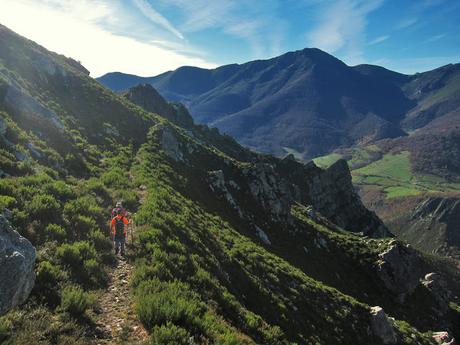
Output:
[98,48,459,161]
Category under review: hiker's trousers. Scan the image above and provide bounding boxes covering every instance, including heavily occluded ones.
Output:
[114,236,125,254]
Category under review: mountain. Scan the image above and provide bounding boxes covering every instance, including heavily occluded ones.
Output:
[2,23,460,344]
[98,52,459,163]
[98,49,417,159]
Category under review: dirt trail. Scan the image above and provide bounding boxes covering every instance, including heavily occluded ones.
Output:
[93,229,148,344]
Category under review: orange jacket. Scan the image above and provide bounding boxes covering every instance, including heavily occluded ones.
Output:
[111,215,129,236]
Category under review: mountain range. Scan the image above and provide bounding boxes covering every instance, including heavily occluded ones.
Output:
[98,49,460,162]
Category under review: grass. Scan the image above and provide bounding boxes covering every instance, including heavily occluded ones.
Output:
[313,153,343,168]
[349,150,460,199]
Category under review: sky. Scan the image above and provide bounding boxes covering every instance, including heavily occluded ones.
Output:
[0,0,459,77]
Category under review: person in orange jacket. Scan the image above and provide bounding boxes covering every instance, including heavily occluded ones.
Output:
[110,209,129,256]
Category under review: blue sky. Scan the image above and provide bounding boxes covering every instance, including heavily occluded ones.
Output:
[0,0,459,77]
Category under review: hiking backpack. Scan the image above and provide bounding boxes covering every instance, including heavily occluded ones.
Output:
[114,217,125,238]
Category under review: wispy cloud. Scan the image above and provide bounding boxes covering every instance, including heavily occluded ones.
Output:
[0,0,216,76]
[396,17,418,30]
[157,0,287,59]
[368,35,389,45]
[306,0,384,64]
[132,0,184,39]
[425,33,446,43]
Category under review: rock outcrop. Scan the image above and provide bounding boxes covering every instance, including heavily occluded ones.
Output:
[0,214,36,315]
[156,123,390,237]
[124,84,194,128]
[421,273,452,315]
[303,159,391,237]
[370,306,397,344]
[376,240,424,301]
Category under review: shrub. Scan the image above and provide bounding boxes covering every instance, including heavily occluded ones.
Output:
[26,193,60,222]
[83,258,108,287]
[63,196,102,222]
[0,195,15,211]
[101,167,129,188]
[89,230,112,251]
[114,189,139,211]
[45,223,67,242]
[59,286,94,318]
[56,241,96,269]
[136,279,204,332]
[71,215,98,237]
[34,261,64,307]
[150,322,191,345]
[45,180,75,202]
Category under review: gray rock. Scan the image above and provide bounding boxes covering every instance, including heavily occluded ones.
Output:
[157,126,184,162]
[5,84,65,131]
[421,273,452,315]
[0,116,6,136]
[370,306,397,344]
[0,214,36,315]
[255,226,271,245]
[376,241,424,301]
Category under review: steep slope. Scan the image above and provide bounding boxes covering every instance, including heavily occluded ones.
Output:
[1,24,460,345]
[387,197,460,260]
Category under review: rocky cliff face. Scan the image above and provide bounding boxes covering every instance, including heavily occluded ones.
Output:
[154,122,391,238]
[388,197,460,259]
[0,213,36,315]
[123,84,194,128]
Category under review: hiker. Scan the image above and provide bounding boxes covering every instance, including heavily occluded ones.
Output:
[110,209,129,256]
[111,201,126,218]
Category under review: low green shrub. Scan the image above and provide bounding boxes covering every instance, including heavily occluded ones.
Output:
[34,261,64,307]
[25,193,60,222]
[45,223,67,242]
[150,322,191,345]
[0,195,15,211]
[136,279,204,333]
[59,286,94,318]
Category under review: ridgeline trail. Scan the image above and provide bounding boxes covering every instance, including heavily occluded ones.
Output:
[94,252,148,345]
[93,211,148,344]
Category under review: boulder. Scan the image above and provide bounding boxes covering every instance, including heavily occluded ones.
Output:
[0,214,36,315]
[370,306,397,344]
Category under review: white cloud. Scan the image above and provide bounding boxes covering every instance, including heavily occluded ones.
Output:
[0,0,216,77]
[158,0,287,60]
[368,35,389,45]
[306,0,383,64]
[132,0,184,40]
